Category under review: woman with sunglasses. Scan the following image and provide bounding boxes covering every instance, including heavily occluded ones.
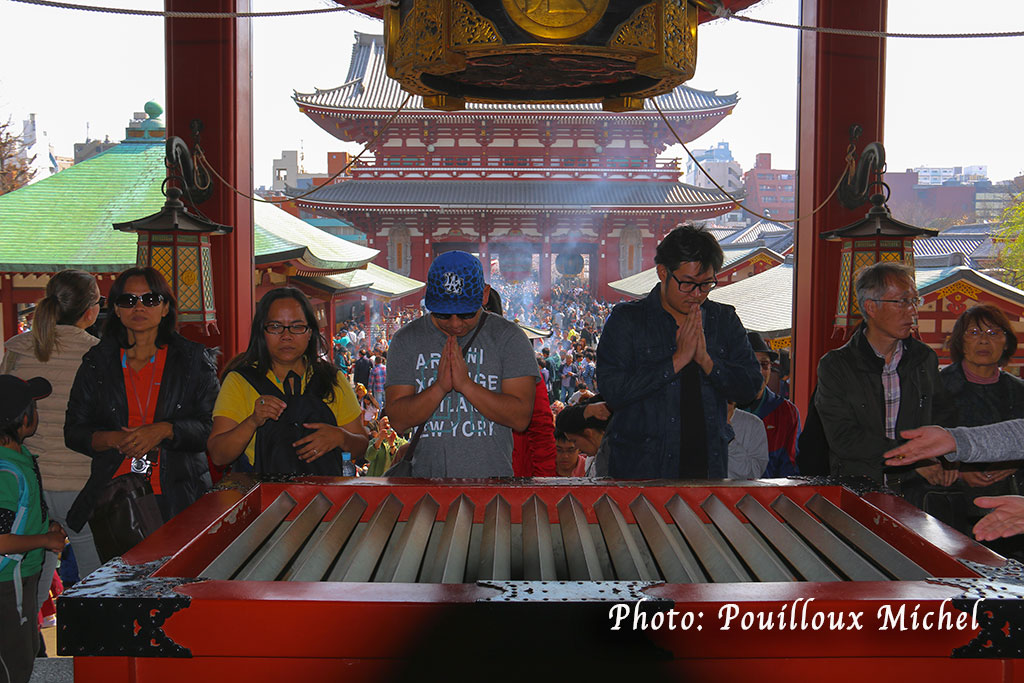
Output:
[207,287,367,474]
[2,270,103,585]
[63,267,219,558]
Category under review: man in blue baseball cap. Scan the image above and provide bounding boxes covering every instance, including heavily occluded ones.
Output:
[385,251,539,477]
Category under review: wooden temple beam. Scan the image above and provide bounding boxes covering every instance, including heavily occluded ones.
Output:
[165,0,254,359]
[792,0,888,417]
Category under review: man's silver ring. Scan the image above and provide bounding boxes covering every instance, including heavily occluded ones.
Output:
[259,398,265,405]
[313,449,318,455]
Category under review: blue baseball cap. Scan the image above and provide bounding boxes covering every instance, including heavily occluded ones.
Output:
[425,251,485,314]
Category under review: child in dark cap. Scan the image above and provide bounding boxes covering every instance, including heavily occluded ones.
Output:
[0,374,68,683]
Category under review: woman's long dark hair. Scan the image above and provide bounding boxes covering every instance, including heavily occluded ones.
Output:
[103,267,178,348]
[32,269,97,361]
[225,287,338,401]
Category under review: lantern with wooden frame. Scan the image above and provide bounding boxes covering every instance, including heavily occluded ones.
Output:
[113,135,232,333]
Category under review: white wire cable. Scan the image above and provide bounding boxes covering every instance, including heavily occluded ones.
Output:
[708,2,1024,39]
[10,0,396,19]
[11,0,1024,37]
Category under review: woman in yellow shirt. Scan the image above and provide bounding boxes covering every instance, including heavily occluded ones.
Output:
[207,288,368,474]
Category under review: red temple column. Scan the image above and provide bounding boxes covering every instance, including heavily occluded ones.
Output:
[166,0,254,359]
[792,0,887,418]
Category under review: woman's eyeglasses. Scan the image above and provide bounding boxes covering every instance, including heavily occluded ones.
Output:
[115,292,165,308]
[965,327,1006,339]
[431,310,479,321]
[264,322,311,335]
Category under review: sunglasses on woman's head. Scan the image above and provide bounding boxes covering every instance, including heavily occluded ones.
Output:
[431,310,479,321]
[115,292,166,308]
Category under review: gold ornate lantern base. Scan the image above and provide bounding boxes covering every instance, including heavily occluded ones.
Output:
[385,0,698,112]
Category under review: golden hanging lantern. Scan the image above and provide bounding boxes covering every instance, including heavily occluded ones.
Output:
[384,0,698,112]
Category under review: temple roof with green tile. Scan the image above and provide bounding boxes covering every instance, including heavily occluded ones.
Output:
[0,141,164,272]
[0,119,420,296]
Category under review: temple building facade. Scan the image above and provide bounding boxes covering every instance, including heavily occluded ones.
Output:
[292,33,739,300]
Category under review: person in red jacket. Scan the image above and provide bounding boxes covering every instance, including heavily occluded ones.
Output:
[485,289,556,476]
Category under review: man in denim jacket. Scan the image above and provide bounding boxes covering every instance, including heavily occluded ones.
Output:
[596,225,762,479]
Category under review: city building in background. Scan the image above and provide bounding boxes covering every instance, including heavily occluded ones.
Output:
[741,152,795,223]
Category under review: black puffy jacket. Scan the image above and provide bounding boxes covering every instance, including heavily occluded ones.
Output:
[64,333,219,532]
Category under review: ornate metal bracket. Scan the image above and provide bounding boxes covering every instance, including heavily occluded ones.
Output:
[57,557,202,658]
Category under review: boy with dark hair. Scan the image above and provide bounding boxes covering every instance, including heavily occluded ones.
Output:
[553,430,587,477]
[0,375,67,683]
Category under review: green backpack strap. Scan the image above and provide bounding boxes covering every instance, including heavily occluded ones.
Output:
[0,460,31,624]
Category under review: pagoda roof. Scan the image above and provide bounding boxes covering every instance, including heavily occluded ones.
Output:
[296,263,424,300]
[937,222,1000,237]
[293,179,737,213]
[719,218,791,245]
[0,137,382,275]
[912,236,988,268]
[708,263,795,336]
[253,201,378,272]
[628,262,1024,338]
[608,246,785,300]
[293,33,738,118]
[0,141,164,272]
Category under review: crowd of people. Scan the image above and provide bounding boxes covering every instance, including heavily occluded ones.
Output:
[6,224,1024,680]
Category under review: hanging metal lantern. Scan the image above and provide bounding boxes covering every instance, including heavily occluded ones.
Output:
[555,252,585,276]
[113,134,232,333]
[822,137,937,337]
[384,0,698,112]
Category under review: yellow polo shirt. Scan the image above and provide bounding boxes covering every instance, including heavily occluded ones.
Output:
[212,368,361,465]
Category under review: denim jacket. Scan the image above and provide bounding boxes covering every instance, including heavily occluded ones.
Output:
[596,284,762,478]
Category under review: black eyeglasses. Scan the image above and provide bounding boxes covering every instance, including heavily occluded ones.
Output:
[94,296,107,308]
[264,322,311,335]
[871,296,923,309]
[431,310,479,321]
[668,271,718,294]
[115,292,166,308]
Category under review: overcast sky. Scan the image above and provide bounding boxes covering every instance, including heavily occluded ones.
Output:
[2,0,1022,189]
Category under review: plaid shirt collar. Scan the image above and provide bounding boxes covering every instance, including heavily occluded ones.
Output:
[874,340,904,440]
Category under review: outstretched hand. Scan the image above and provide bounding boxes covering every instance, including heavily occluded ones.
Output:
[973,496,1024,541]
[883,426,956,467]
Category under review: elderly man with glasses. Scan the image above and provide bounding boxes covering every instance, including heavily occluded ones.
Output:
[814,261,957,490]
[596,224,761,479]
[384,251,538,477]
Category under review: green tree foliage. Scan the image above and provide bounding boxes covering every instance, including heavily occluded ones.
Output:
[0,117,36,196]
[994,188,1024,287]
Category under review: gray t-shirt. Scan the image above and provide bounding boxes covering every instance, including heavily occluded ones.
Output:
[386,312,540,477]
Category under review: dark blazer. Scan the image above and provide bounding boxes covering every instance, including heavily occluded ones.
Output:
[353,356,372,388]
[64,333,218,532]
[814,324,958,483]
[596,284,762,479]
